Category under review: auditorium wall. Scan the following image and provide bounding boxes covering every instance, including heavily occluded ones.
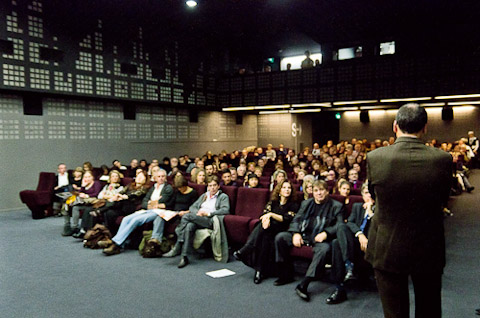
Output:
[0,94,259,211]
[339,106,480,143]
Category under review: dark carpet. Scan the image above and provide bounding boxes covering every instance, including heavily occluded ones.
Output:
[1,171,479,318]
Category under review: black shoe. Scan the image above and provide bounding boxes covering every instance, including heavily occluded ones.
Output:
[467,186,475,193]
[254,271,262,284]
[72,231,85,239]
[233,250,243,261]
[295,284,310,302]
[475,308,480,315]
[178,256,189,268]
[273,277,294,286]
[343,268,357,283]
[325,289,347,305]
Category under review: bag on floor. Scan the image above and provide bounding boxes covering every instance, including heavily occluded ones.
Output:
[83,224,112,249]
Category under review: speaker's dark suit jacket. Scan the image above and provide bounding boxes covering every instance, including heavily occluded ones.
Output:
[365,136,451,275]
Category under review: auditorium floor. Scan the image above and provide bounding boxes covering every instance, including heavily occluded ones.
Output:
[1,171,479,318]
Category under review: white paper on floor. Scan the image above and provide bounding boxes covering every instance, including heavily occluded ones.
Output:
[205,269,236,278]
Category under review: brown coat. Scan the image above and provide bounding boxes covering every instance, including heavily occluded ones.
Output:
[365,137,452,274]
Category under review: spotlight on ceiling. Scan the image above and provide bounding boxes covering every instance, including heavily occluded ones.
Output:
[186,0,198,7]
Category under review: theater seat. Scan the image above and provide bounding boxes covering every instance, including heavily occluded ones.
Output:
[220,185,237,212]
[20,172,56,219]
[188,182,206,196]
[224,187,269,245]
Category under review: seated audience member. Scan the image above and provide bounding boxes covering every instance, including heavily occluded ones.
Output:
[178,157,188,172]
[348,169,362,190]
[296,169,307,186]
[271,169,287,191]
[329,183,375,304]
[352,163,365,181]
[191,168,206,185]
[277,144,287,157]
[302,178,314,200]
[139,159,148,171]
[159,157,170,173]
[337,165,348,179]
[274,180,345,302]
[127,159,139,178]
[205,164,214,177]
[228,152,240,168]
[285,149,295,162]
[245,173,261,188]
[99,165,110,182]
[337,180,351,205]
[112,160,127,171]
[254,166,263,178]
[237,165,247,178]
[102,169,174,256]
[186,157,199,174]
[257,158,266,169]
[265,144,277,161]
[62,171,102,236]
[143,175,199,256]
[83,161,93,173]
[312,143,321,157]
[163,176,230,268]
[102,170,150,233]
[219,162,229,171]
[169,157,180,176]
[220,169,237,187]
[77,170,124,236]
[324,156,334,170]
[247,162,256,173]
[234,180,299,284]
[149,165,161,182]
[255,147,265,159]
[229,167,238,181]
[71,167,84,191]
[53,163,72,214]
[311,160,323,178]
[189,159,205,176]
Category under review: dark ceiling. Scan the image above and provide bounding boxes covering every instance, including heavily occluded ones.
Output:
[47,0,480,70]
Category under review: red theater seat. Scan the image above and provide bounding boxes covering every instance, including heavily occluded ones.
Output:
[220,185,238,212]
[188,182,206,196]
[20,172,56,219]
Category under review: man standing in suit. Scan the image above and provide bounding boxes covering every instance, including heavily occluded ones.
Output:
[366,103,452,318]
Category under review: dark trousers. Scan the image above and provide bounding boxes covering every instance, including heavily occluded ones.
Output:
[275,231,331,279]
[175,213,213,257]
[374,268,442,318]
[240,223,279,276]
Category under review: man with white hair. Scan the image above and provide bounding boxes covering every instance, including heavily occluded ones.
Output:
[468,131,479,168]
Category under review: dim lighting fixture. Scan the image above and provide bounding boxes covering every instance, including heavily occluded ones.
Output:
[186,1,197,8]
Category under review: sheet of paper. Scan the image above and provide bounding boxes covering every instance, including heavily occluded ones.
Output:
[151,209,179,221]
[55,192,73,199]
[205,269,236,278]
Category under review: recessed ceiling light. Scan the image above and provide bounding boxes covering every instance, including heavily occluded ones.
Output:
[186,1,197,8]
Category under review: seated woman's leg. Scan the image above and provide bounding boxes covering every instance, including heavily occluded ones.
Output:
[151,216,165,241]
[71,206,82,231]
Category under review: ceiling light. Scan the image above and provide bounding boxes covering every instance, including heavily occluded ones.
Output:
[419,102,445,107]
[435,93,480,100]
[291,103,331,108]
[254,105,289,110]
[333,100,377,105]
[186,1,197,8]
[259,110,289,115]
[289,108,321,113]
[380,97,431,102]
[329,107,360,111]
[222,107,255,111]
[448,101,480,105]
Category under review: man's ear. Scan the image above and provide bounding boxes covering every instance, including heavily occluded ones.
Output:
[393,120,398,134]
[422,123,428,135]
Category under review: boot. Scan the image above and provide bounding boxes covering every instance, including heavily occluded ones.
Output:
[62,224,74,236]
[163,242,182,257]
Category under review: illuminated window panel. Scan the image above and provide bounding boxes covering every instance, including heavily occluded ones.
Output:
[3,64,25,87]
[152,107,164,121]
[160,86,171,102]
[177,109,188,122]
[96,77,111,96]
[75,52,93,71]
[164,69,171,82]
[0,95,22,114]
[47,120,67,139]
[94,32,103,51]
[28,15,43,38]
[173,73,182,86]
[153,124,164,139]
[114,80,129,98]
[6,11,23,34]
[139,124,152,139]
[95,55,104,73]
[165,108,176,122]
[75,74,93,94]
[165,125,177,139]
[3,38,24,60]
[30,68,50,90]
[187,92,195,105]
[69,101,87,117]
[173,88,183,103]
[145,65,158,82]
[24,120,44,139]
[113,59,127,77]
[178,125,188,139]
[88,102,104,118]
[146,84,159,101]
[197,92,205,106]
[132,63,144,80]
[89,122,104,139]
[29,42,48,64]
[137,106,151,121]
[69,121,87,139]
[44,99,66,116]
[79,34,92,49]
[106,104,122,119]
[107,123,122,139]
[380,41,395,55]
[131,82,144,100]
[28,1,43,12]
[280,53,322,70]
[124,123,137,139]
[0,119,20,140]
[189,125,199,139]
[53,71,73,92]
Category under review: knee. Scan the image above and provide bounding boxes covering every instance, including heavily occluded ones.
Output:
[275,232,289,245]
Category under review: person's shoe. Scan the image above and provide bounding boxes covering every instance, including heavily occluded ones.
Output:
[475,308,480,315]
[148,238,161,246]
[72,231,85,239]
[178,256,189,268]
[253,271,262,284]
[163,243,181,258]
[61,225,74,236]
[97,239,113,248]
[343,268,357,283]
[295,284,310,302]
[273,277,294,286]
[233,250,243,261]
[467,186,475,193]
[103,244,121,256]
[325,288,347,305]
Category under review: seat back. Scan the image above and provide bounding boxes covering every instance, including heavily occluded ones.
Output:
[37,172,56,191]
[234,187,270,218]
[345,195,364,218]
[188,182,206,196]
[220,185,238,212]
